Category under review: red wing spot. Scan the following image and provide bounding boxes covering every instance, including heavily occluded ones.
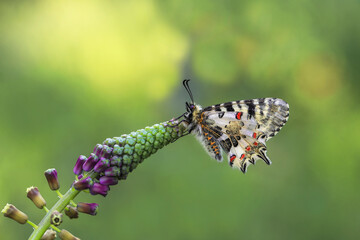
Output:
[236,112,242,120]
[253,133,257,138]
[230,155,236,162]
[240,154,245,160]
[254,142,258,146]
[246,146,251,151]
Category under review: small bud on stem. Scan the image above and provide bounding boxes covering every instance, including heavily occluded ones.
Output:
[50,211,63,226]
[44,169,60,191]
[41,229,57,240]
[65,205,79,219]
[59,229,80,240]
[1,204,28,224]
[77,202,98,216]
[27,187,47,209]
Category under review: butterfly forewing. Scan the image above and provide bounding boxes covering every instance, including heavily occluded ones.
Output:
[198,98,289,173]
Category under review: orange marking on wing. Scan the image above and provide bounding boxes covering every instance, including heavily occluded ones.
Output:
[210,142,215,145]
[207,137,211,140]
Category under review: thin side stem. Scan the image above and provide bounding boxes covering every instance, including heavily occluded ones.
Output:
[28,187,80,240]
[28,171,97,240]
[27,220,38,230]
[50,225,61,232]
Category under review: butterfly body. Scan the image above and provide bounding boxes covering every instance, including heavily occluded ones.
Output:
[181,82,289,174]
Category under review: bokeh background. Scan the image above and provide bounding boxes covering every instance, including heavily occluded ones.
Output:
[1,0,359,239]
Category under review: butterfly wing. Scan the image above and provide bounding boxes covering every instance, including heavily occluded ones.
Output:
[201,98,289,173]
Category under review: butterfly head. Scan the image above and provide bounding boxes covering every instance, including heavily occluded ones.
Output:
[184,101,195,120]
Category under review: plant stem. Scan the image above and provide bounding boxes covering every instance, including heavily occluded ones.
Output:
[28,171,97,240]
[28,187,80,240]
[27,220,38,229]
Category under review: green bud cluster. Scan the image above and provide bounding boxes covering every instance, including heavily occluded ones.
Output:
[100,119,186,179]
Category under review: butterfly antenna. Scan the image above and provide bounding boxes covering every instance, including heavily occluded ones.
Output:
[183,79,194,104]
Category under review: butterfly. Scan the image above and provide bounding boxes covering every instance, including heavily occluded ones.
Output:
[178,80,289,173]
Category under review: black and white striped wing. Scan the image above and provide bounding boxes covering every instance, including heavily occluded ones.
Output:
[202,98,289,173]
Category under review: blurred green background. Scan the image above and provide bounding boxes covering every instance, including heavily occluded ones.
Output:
[1,0,359,239]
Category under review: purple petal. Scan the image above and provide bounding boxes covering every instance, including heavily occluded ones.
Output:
[104,167,121,177]
[77,202,98,216]
[93,144,103,157]
[100,145,113,159]
[93,157,110,173]
[82,153,99,172]
[44,168,59,191]
[73,155,87,175]
[73,177,93,190]
[89,183,109,197]
[99,176,118,186]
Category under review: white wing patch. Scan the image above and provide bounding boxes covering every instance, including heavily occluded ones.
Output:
[198,98,289,173]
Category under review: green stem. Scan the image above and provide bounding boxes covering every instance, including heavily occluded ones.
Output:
[28,187,80,240]
[70,200,77,207]
[43,206,49,213]
[50,225,61,233]
[27,220,38,229]
[56,190,63,198]
[28,171,97,240]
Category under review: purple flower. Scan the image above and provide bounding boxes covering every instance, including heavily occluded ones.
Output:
[1,204,28,224]
[100,145,112,159]
[99,176,118,186]
[73,155,87,175]
[82,153,99,172]
[104,166,121,177]
[73,177,93,191]
[26,186,46,209]
[93,144,103,157]
[77,202,98,216]
[93,157,110,173]
[89,183,109,197]
[44,169,60,191]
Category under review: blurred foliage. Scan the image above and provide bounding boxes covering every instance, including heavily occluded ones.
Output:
[0,0,359,239]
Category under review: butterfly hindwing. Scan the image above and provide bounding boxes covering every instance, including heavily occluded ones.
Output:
[198,98,289,173]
